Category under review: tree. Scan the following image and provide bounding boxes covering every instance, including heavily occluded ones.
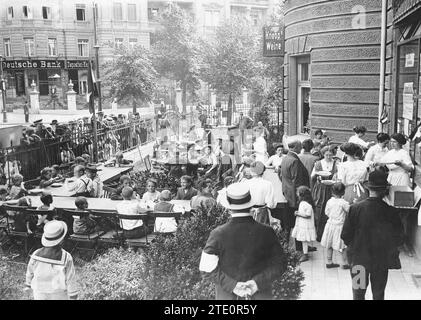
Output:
[102,45,157,114]
[152,3,202,113]
[201,17,266,125]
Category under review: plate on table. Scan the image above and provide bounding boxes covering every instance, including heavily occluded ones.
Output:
[316,171,332,177]
[28,188,44,194]
[321,180,335,186]
[4,199,19,205]
[50,183,63,188]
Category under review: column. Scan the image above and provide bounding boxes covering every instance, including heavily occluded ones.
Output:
[242,87,249,106]
[111,97,118,111]
[66,79,77,112]
[29,80,40,114]
[210,89,216,106]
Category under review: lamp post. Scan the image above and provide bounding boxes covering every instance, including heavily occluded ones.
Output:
[93,3,102,112]
[0,54,8,123]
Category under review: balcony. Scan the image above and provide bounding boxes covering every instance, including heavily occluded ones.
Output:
[230,0,270,9]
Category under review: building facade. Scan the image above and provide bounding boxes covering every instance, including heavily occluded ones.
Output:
[0,0,150,106]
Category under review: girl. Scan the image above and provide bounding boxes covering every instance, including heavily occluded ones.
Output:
[36,192,56,230]
[39,167,55,188]
[7,174,27,200]
[320,182,350,269]
[291,186,317,262]
[142,179,161,203]
[25,220,78,300]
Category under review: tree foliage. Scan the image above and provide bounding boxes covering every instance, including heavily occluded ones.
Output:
[152,3,202,109]
[102,45,157,111]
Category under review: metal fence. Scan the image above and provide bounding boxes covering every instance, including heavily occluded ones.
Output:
[0,117,156,183]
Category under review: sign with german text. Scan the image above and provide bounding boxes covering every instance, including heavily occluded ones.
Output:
[1,59,89,70]
[263,26,284,57]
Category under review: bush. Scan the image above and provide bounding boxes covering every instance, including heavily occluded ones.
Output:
[0,261,27,300]
[130,170,180,195]
[79,248,147,300]
[79,205,304,300]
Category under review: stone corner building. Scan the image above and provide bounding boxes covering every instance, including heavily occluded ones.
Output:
[283,0,421,145]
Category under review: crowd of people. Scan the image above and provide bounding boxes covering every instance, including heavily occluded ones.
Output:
[0,116,413,300]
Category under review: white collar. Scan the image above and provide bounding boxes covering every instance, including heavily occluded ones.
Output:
[230,212,253,218]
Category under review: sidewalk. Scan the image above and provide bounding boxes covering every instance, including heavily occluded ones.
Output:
[298,242,421,300]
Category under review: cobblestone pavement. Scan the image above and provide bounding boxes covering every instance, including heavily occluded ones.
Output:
[298,242,421,300]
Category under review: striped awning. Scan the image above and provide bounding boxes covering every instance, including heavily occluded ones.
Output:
[394,0,421,23]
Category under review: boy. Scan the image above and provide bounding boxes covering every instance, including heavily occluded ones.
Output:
[174,175,198,200]
[110,175,136,200]
[72,197,100,235]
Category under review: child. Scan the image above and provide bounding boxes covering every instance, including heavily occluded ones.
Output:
[51,165,65,183]
[36,192,56,229]
[174,175,198,200]
[39,167,54,188]
[142,179,161,203]
[0,186,8,201]
[7,174,27,200]
[25,220,78,300]
[72,197,100,235]
[13,197,36,234]
[85,165,103,198]
[110,175,136,200]
[320,182,350,269]
[291,186,317,262]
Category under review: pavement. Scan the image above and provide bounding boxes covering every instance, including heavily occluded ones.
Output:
[298,242,421,300]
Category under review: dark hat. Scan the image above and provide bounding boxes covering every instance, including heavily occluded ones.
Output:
[86,163,102,172]
[97,111,104,115]
[363,170,391,190]
[33,119,43,124]
[50,120,58,125]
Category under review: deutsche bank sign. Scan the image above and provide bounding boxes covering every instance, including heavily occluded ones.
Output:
[263,26,284,57]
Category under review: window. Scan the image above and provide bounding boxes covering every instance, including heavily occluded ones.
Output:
[48,38,57,56]
[42,6,51,19]
[113,3,123,21]
[296,57,311,134]
[204,10,220,27]
[115,38,124,49]
[129,38,137,49]
[23,6,33,19]
[76,4,86,21]
[79,80,88,95]
[128,4,136,21]
[148,8,159,20]
[4,39,11,57]
[78,39,89,57]
[24,37,35,56]
[7,6,14,20]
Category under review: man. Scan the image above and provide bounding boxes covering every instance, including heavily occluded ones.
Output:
[341,170,404,300]
[50,120,58,136]
[280,140,310,254]
[23,101,29,123]
[199,183,284,300]
[253,121,270,140]
[236,112,254,145]
[243,161,277,227]
[298,139,319,186]
[33,119,46,139]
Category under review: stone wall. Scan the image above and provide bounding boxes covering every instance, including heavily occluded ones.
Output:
[283,0,394,143]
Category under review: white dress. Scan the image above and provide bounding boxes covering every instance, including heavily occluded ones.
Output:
[380,149,413,187]
[337,160,368,204]
[291,201,316,242]
[321,198,350,251]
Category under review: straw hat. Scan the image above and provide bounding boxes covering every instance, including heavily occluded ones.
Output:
[219,183,254,210]
[41,220,68,247]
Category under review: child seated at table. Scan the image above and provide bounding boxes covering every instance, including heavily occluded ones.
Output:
[39,167,55,188]
[36,192,56,229]
[51,165,65,183]
[7,174,27,200]
[190,179,217,213]
[72,197,101,235]
[0,186,8,201]
[116,187,149,239]
[105,152,133,167]
[142,179,160,203]
[13,197,36,234]
[85,165,103,198]
[110,175,137,200]
[154,190,184,234]
[174,175,197,200]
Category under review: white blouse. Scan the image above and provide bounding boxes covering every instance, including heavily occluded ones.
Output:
[337,160,368,186]
[349,134,369,149]
[380,149,413,173]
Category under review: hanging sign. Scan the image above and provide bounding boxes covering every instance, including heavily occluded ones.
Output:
[405,53,415,68]
[263,26,284,57]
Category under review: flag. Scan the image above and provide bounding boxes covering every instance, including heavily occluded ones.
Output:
[87,60,98,114]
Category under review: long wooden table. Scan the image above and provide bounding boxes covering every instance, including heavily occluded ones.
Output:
[1,197,191,213]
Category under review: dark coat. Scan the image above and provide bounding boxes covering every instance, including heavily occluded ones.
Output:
[203,216,284,300]
[280,151,310,208]
[174,187,198,200]
[341,197,404,270]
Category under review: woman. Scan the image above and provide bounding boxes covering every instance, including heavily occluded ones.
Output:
[253,133,269,164]
[365,132,390,171]
[311,145,339,241]
[265,144,284,172]
[200,146,218,178]
[377,133,413,187]
[337,143,368,204]
[348,126,375,151]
